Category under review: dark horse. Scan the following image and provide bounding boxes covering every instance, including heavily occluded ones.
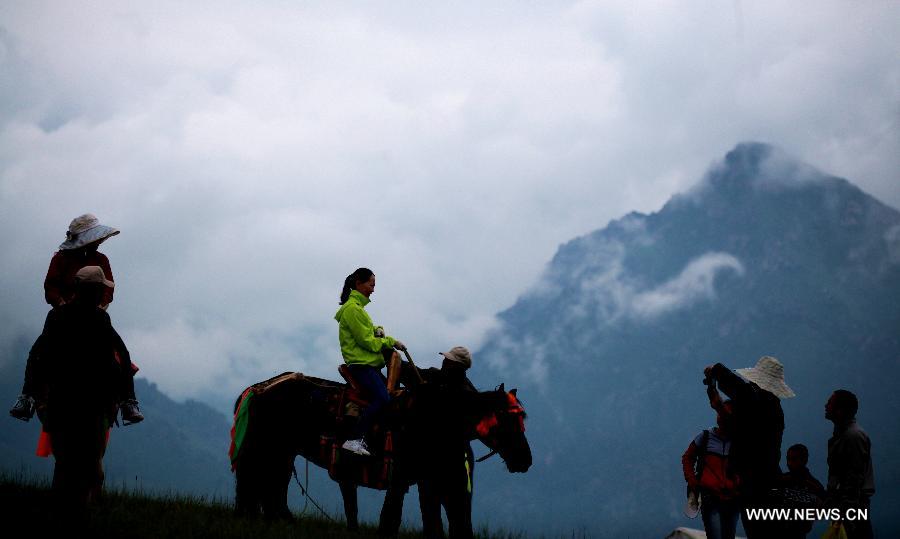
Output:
[230,370,531,536]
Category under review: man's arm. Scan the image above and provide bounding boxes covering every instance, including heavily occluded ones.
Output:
[705,363,752,401]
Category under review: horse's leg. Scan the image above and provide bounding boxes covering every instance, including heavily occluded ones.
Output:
[261,453,294,520]
[338,481,359,530]
[417,478,446,539]
[377,483,408,536]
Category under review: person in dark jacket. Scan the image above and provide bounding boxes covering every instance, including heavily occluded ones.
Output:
[377,346,478,539]
[417,346,478,539]
[10,214,142,425]
[703,356,795,539]
[825,390,874,539]
[779,443,826,538]
[36,266,124,515]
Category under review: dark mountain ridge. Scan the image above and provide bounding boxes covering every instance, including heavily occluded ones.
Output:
[474,142,900,537]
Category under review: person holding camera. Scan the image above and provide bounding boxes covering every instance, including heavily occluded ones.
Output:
[703,356,795,539]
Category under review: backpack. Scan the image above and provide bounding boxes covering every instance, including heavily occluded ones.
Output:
[693,429,711,484]
[694,429,740,499]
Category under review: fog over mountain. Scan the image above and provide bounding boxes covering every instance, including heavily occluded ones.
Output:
[472,142,900,537]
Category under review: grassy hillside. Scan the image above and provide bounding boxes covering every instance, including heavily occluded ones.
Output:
[0,474,526,539]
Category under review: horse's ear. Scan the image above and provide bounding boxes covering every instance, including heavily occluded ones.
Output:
[496,383,505,393]
[510,388,517,396]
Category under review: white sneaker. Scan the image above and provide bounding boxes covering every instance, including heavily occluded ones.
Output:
[341,438,371,456]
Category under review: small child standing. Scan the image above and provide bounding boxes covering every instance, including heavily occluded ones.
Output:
[778,443,826,538]
[9,214,143,425]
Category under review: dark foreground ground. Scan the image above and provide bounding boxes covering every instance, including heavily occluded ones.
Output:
[0,474,527,539]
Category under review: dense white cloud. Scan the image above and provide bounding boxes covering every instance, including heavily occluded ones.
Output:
[1,1,897,406]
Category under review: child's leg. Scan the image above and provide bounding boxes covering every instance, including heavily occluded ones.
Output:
[112,328,137,401]
[10,335,44,420]
[21,334,44,397]
[121,368,136,401]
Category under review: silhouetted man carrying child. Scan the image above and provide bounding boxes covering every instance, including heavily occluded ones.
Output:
[36,266,126,518]
[10,213,142,424]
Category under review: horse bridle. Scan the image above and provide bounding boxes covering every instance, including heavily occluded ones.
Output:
[474,391,526,462]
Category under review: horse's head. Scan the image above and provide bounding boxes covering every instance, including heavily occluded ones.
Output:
[474,384,532,473]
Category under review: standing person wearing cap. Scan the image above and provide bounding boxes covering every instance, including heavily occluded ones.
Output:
[9,214,143,425]
[335,267,406,457]
[824,390,874,539]
[35,266,126,517]
[703,356,795,539]
[379,346,479,539]
[420,346,478,539]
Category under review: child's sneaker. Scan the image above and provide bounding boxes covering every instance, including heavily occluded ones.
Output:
[120,399,144,425]
[9,394,35,421]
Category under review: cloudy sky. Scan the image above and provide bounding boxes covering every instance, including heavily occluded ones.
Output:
[1,1,898,409]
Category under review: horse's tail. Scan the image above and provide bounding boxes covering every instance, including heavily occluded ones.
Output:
[229,387,256,470]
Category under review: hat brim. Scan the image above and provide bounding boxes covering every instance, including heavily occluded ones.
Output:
[439,352,471,369]
[60,225,119,250]
[736,367,795,399]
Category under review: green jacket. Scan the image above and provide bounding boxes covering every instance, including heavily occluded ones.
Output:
[335,290,397,368]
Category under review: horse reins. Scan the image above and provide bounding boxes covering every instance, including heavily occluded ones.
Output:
[292,459,338,523]
[476,449,498,462]
[401,348,425,384]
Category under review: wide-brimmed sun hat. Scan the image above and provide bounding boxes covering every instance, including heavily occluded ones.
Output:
[59,213,120,250]
[736,356,795,399]
[439,346,472,370]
